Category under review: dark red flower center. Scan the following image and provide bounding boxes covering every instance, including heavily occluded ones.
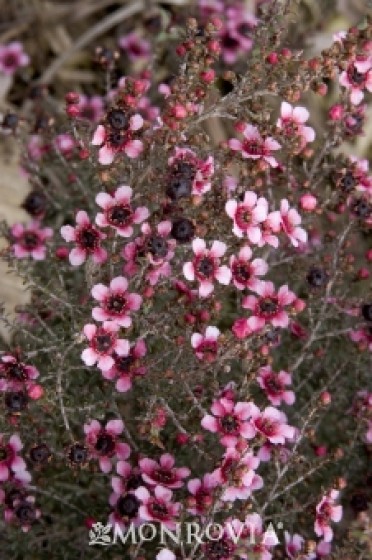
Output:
[256,417,275,436]
[15,502,36,524]
[107,109,129,130]
[204,537,235,559]
[167,161,196,200]
[0,446,9,461]
[117,493,140,518]
[95,432,115,455]
[265,376,282,394]
[221,34,240,50]
[78,226,99,250]
[149,500,169,519]
[220,414,239,434]
[233,261,251,283]
[3,53,18,68]
[115,354,135,373]
[21,232,40,250]
[154,468,176,484]
[243,139,264,156]
[68,443,88,465]
[147,235,168,258]
[259,297,279,317]
[126,473,143,491]
[108,204,132,226]
[108,131,124,147]
[94,332,114,353]
[105,294,127,315]
[348,66,366,86]
[6,361,28,381]
[196,256,214,279]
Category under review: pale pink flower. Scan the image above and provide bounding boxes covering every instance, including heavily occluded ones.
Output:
[225,191,268,242]
[76,95,104,122]
[139,453,190,489]
[11,221,53,261]
[95,185,149,237]
[284,532,304,558]
[84,418,130,473]
[257,366,295,406]
[183,238,231,298]
[140,221,176,285]
[214,447,263,501]
[3,494,41,532]
[61,210,107,266]
[315,489,343,542]
[187,473,218,515]
[249,404,295,444]
[0,42,29,75]
[191,326,220,362]
[201,397,256,447]
[54,133,75,156]
[102,339,147,393]
[91,114,144,165]
[91,276,142,327]
[0,434,28,482]
[228,124,281,167]
[339,57,372,105]
[134,485,181,529]
[81,322,130,372]
[277,102,315,151]
[230,245,268,290]
[279,199,307,247]
[0,354,39,394]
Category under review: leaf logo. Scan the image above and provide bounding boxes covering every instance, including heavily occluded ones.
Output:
[88,522,112,546]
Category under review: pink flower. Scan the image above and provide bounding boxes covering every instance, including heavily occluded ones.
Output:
[249,404,295,444]
[109,489,142,529]
[0,42,29,75]
[191,326,220,362]
[3,493,41,532]
[118,32,151,61]
[11,221,53,261]
[61,210,107,266]
[213,447,263,501]
[0,354,39,393]
[257,366,295,406]
[349,327,372,351]
[279,199,307,247]
[102,339,147,392]
[225,191,268,242]
[243,512,278,560]
[91,111,144,165]
[134,485,181,529]
[277,102,315,151]
[284,532,304,558]
[300,194,317,211]
[95,185,149,237]
[230,245,268,290]
[54,133,75,156]
[139,453,190,489]
[201,397,256,447]
[186,473,218,515]
[0,434,28,482]
[84,418,130,473]
[339,57,372,105]
[315,489,343,542]
[76,95,104,122]
[156,550,176,560]
[91,276,142,328]
[228,124,281,168]
[81,322,130,372]
[167,147,214,199]
[183,238,231,298]
[235,281,297,336]
[111,460,144,496]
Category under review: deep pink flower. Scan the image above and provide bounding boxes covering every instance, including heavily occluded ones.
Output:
[91,276,141,328]
[76,95,104,122]
[134,485,181,529]
[102,339,147,392]
[228,124,281,168]
[315,489,343,542]
[81,322,130,372]
[109,461,144,529]
[186,473,218,515]
[191,326,220,362]
[230,245,268,290]
[284,532,304,559]
[139,453,190,489]
[277,102,315,151]
[249,404,295,444]
[234,281,297,337]
[0,434,28,482]
[183,238,231,298]
[225,191,268,242]
[91,114,144,165]
[0,42,29,75]
[167,147,214,198]
[339,57,372,105]
[84,419,130,473]
[257,366,295,406]
[61,210,107,266]
[140,221,176,285]
[95,185,149,237]
[111,460,144,497]
[11,221,53,261]
[201,397,256,447]
[213,447,263,502]
[279,199,307,247]
[118,32,151,61]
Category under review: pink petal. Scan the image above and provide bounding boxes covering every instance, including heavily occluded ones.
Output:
[69,247,86,266]
[225,199,238,219]
[115,339,130,356]
[280,101,293,119]
[125,140,143,158]
[91,283,109,301]
[98,355,115,371]
[91,125,106,145]
[183,262,195,281]
[191,333,203,349]
[99,456,112,473]
[0,464,9,481]
[116,376,132,392]
[228,138,242,151]
[99,145,115,165]
[129,114,144,131]
[215,266,232,285]
[199,281,214,298]
[9,434,22,451]
[92,247,108,264]
[106,419,124,435]
[81,348,97,366]
[95,192,113,209]
[133,206,150,223]
[110,276,128,292]
[11,456,26,472]
[60,225,76,242]
[292,106,309,123]
[210,240,226,258]
[201,415,219,432]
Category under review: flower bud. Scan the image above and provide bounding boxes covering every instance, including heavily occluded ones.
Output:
[320,391,331,405]
[300,193,317,211]
[328,104,344,121]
